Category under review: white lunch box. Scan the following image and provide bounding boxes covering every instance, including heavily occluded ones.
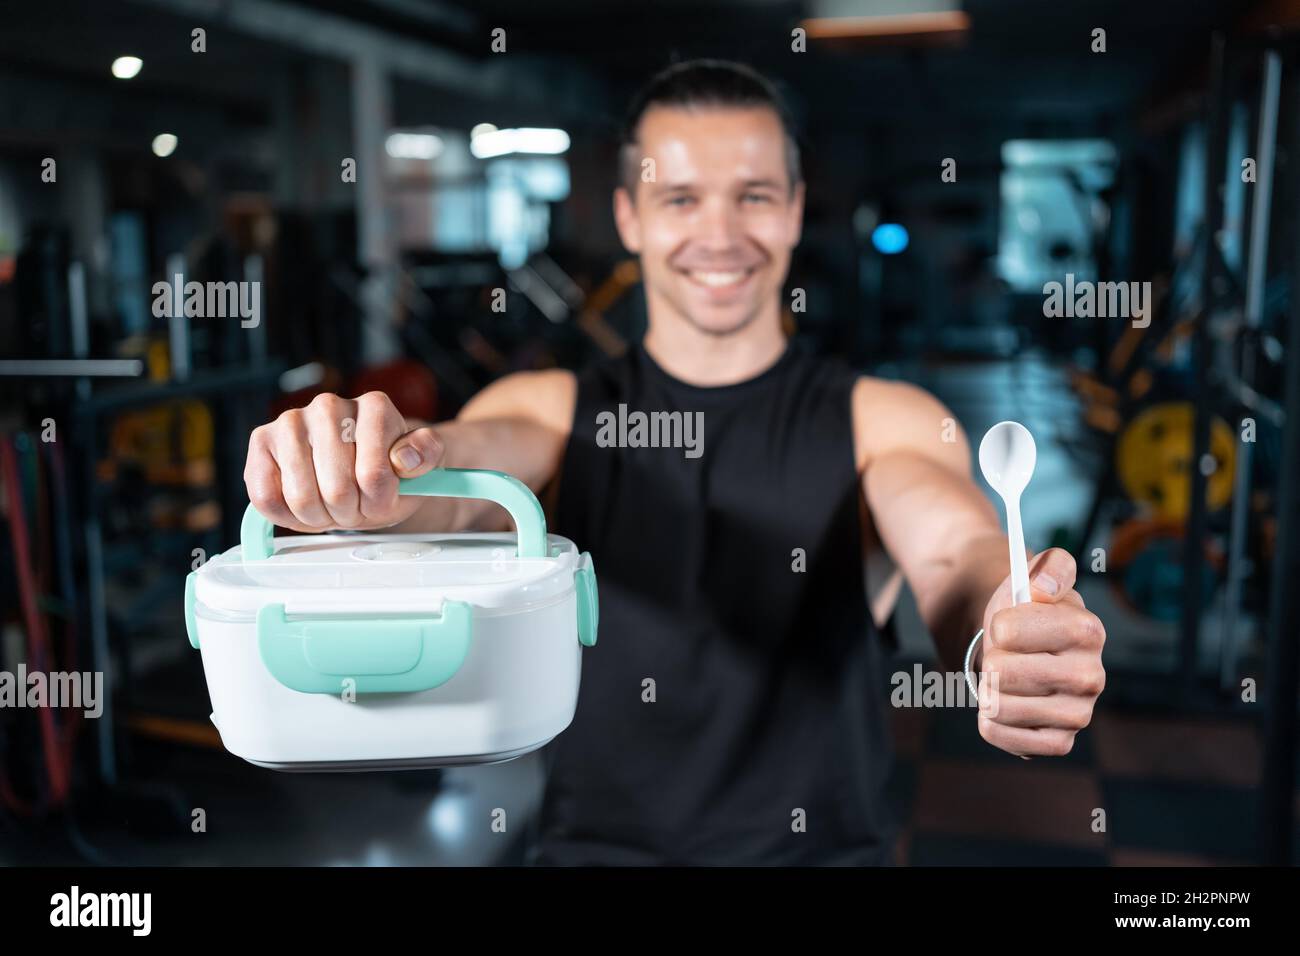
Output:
[183,468,598,771]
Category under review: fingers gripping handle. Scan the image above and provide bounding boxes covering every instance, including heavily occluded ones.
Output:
[240,468,549,560]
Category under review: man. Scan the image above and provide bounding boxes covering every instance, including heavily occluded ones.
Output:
[243,60,1106,865]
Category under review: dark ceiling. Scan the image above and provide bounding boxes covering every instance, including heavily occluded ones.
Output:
[326,0,1252,124]
[0,0,1263,143]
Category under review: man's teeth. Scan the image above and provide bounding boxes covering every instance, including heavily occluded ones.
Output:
[690,270,747,287]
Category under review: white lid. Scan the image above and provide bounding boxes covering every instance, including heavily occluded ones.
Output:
[195,532,578,616]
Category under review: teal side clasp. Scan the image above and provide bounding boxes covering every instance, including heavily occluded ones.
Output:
[257,601,473,694]
[575,552,598,647]
[185,571,200,649]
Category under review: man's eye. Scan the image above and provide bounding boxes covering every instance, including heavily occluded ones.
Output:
[743,193,773,204]
[666,195,694,207]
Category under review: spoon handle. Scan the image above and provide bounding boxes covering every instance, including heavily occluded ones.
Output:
[1006,496,1031,606]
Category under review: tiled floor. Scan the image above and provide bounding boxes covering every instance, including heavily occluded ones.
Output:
[885,689,1275,866]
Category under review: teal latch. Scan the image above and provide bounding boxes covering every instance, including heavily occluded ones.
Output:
[185,571,200,649]
[575,552,598,647]
[257,600,473,694]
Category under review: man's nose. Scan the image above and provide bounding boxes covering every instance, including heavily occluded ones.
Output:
[696,197,743,248]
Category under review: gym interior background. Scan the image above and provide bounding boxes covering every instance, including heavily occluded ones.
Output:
[1,0,1298,866]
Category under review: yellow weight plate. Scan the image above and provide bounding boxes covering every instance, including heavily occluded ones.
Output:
[1116,402,1235,521]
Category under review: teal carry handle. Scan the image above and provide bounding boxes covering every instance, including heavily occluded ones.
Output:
[239,467,548,560]
[257,600,473,694]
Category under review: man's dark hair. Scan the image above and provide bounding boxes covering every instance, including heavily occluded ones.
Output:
[618,59,802,194]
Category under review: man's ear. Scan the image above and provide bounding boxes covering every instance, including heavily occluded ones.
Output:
[612,186,642,254]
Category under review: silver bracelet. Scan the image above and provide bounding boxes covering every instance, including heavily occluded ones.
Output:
[963,628,984,701]
[963,627,1029,759]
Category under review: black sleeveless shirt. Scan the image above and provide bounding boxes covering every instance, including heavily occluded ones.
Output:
[536,340,897,865]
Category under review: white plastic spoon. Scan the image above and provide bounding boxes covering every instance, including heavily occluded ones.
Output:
[978,421,1038,606]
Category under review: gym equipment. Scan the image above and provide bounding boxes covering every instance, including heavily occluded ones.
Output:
[271,363,346,418]
[577,259,638,357]
[1066,41,1287,677]
[349,358,439,422]
[185,468,598,771]
[1115,402,1236,522]
[0,434,78,811]
[105,400,216,487]
[1260,40,1300,866]
[1107,517,1221,622]
[1219,48,1282,689]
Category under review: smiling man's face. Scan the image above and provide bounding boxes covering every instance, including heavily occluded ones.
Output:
[614,105,804,337]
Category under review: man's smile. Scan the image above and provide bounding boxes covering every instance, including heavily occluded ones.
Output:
[677,266,759,297]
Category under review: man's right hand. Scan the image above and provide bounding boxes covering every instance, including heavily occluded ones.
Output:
[243,391,444,532]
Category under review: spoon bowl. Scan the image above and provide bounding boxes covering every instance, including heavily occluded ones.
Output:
[978,421,1038,607]
[978,421,1037,500]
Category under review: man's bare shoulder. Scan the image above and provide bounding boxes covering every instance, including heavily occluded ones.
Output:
[458,368,578,435]
[851,373,940,410]
[849,374,971,473]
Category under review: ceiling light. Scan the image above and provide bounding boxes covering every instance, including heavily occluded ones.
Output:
[111,56,143,79]
[152,133,178,157]
[385,132,444,160]
[470,128,570,160]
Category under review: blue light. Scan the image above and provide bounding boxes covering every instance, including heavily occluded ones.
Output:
[871,223,909,255]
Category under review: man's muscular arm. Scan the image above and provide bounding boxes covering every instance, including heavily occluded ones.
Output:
[853,377,1106,758]
[852,378,1008,670]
